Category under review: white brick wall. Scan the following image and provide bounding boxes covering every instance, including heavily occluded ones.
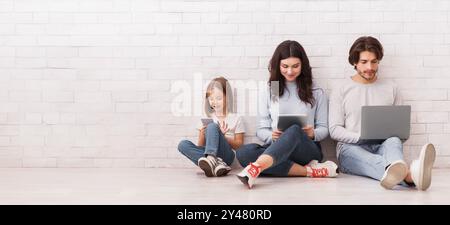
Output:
[0,0,449,168]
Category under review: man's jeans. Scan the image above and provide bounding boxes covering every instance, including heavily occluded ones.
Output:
[338,137,409,186]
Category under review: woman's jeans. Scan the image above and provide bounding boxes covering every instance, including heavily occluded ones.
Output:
[236,124,323,176]
[178,123,235,166]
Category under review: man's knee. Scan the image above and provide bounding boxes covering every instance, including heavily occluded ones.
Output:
[385,137,402,146]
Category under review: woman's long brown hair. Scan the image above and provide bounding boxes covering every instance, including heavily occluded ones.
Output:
[268,40,315,106]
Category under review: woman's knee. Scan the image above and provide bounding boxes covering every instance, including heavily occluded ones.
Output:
[285,124,308,136]
[286,124,301,132]
[281,124,306,139]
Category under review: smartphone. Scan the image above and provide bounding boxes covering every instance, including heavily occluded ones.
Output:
[201,118,214,126]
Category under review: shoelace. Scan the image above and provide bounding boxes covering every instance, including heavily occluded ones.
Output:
[247,163,261,178]
[216,157,225,164]
[310,167,329,177]
[208,156,218,168]
[216,157,229,167]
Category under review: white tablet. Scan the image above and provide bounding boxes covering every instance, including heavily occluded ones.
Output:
[277,114,308,131]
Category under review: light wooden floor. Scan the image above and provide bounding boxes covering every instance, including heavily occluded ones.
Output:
[0,168,449,204]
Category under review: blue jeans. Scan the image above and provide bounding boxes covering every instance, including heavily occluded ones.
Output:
[236,124,323,176]
[338,137,409,186]
[178,123,235,166]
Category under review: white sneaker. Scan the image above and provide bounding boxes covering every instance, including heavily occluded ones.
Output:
[198,155,218,177]
[410,143,436,191]
[307,160,319,166]
[214,157,232,177]
[236,163,261,189]
[305,160,339,178]
[380,160,408,190]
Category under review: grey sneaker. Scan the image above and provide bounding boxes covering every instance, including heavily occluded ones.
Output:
[214,157,231,177]
[198,156,218,177]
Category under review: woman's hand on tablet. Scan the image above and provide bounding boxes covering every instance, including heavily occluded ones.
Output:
[302,125,315,139]
[272,129,283,141]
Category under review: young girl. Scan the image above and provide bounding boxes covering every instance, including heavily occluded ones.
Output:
[178,77,245,177]
[236,40,338,188]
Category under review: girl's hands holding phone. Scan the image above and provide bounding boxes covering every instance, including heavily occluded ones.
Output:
[199,125,207,136]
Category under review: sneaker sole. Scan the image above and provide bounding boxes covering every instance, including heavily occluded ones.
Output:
[418,144,436,191]
[380,161,408,190]
[198,159,215,177]
[215,167,231,177]
[236,175,251,189]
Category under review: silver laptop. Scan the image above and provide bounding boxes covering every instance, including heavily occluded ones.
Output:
[359,105,411,143]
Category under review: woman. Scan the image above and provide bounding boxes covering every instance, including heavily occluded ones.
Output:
[236,40,338,189]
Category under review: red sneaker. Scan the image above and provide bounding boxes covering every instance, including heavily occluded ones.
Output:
[236,162,261,189]
[305,160,338,178]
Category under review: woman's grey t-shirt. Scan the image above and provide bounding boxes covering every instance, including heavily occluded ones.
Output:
[256,81,329,145]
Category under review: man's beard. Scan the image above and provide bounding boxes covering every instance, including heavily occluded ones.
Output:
[357,70,377,81]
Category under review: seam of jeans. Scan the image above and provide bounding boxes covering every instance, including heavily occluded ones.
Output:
[339,148,387,177]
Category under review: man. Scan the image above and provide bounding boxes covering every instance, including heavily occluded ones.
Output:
[329,36,436,190]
